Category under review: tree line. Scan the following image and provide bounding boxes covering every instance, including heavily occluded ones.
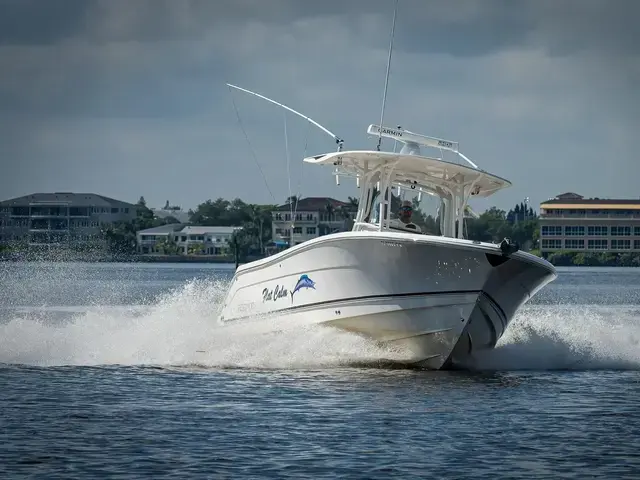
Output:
[34,194,639,266]
[100,196,276,257]
[2,194,636,267]
[104,194,539,255]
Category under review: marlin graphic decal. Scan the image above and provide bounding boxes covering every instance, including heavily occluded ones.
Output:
[290,274,316,302]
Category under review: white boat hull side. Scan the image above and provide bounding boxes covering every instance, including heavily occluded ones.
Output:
[322,292,480,369]
[218,231,557,369]
[220,292,479,369]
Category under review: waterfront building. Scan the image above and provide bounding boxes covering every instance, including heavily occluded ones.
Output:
[539,192,640,254]
[0,192,139,248]
[270,197,358,248]
[136,225,242,255]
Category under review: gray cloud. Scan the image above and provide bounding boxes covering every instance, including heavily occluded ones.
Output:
[0,0,89,45]
[0,0,637,212]
[4,0,637,54]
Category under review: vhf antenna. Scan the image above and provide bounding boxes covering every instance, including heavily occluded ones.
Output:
[376,0,399,152]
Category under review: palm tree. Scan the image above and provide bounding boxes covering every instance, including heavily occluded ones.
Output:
[155,236,179,255]
[323,202,338,234]
[285,195,298,206]
[247,204,265,254]
[339,205,354,231]
[325,202,335,221]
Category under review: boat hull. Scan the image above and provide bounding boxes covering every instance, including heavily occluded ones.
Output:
[218,231,557,369]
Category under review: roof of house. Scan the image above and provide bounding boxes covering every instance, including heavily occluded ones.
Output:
[554,192,584,200]
[137,224,188,235]
[180,226,242,235]
[137,225,242,236]
[0,192,138,208]
[274,196,355,212]
[541,193,640,207]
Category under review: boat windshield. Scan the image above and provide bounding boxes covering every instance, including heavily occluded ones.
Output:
[368,188,425,230]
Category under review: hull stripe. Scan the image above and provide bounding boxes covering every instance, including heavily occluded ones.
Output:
[222,289,482,323]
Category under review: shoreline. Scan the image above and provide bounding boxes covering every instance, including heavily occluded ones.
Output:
[0,254,266,264]
[1,249,638,267]
[1,255,638,267]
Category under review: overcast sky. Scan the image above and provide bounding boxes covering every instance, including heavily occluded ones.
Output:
[0,0,637,213]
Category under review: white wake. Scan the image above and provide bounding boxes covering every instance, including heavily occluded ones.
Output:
[1,279,638,371]
[0,279,401,368]
[470,304,640,371]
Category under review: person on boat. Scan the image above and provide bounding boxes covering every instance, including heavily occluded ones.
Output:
[392,200,422,233]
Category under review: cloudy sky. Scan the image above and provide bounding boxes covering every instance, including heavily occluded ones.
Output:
[0,0,637,213]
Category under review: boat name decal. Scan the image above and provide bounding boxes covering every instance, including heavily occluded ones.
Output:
[437,140,453,149]
[262,285,289,302]
[262,274,317,304]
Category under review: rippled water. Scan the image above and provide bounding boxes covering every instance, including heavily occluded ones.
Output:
[1,262,639,478]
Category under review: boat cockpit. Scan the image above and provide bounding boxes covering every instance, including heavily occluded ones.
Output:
[303,124,513,239]
[357,185,425,235]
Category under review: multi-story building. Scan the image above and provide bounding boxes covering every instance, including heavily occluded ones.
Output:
[135,224,187,254]
[271,197,358,247]
[137,225,242,255]
[0,192,139,248]
[539,192,640,254]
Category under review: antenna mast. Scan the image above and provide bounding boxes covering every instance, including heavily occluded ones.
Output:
[376,0,399,152]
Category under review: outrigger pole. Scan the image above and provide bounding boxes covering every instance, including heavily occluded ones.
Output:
[226,83,345,151]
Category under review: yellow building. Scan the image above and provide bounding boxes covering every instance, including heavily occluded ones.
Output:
[539,192,640,253]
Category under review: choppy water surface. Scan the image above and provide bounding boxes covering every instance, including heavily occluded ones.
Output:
[1,263,639,478]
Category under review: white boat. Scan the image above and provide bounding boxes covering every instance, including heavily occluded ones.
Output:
[218,116,557,368]
[218,2,556,369]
